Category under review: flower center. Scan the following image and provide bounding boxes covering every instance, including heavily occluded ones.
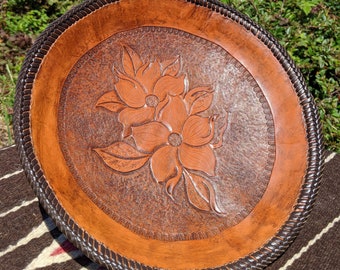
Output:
[145,95,159,107]
[168,133,183,147]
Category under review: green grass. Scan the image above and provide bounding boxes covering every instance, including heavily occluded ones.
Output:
[0,0,339,152]
[0,41,23,145]
[0,0,81,146]
[220,0,339,152]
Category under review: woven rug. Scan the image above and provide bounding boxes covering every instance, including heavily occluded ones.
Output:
[0,145,339,269]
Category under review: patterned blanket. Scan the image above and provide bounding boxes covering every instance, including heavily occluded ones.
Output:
[0,145,339,269]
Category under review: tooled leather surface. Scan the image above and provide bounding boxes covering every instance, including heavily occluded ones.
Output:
[58,26,275,242]
[14,0,324,269]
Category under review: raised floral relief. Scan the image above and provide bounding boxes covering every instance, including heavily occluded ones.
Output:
[94,46,228,215]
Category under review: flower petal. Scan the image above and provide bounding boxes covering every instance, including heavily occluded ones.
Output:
[154,95,169,119]
[122,46,143,77]
[153,74,186,101]
[150,146,179,183]
[132,122,170,153]
[94,142,150,173]
[182,115,216,146]
[158,96,188,133]
[136,61,162,94]
[96,91,126,112]
[179,144,216,176]
[118,107,154,137]
[115,71,146,108]
[184,86,214,115]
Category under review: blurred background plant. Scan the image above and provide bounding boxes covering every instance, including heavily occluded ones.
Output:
[0,0,81,146]
[0,0,339,152]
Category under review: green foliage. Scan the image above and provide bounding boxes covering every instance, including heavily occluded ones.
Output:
[0,0,81,146]
[0,36,24,145]
[0,63,17,145]
[5,10,50,34]
[296,0,322,15]
[2,0,81,34]
[221,0,339,152]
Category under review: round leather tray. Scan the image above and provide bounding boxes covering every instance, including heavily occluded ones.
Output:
[14,0,324,269]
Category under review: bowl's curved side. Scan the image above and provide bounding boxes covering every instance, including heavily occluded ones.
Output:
[13,0,324,269]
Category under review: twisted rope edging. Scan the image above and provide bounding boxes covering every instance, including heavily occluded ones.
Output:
[14,0,324,269]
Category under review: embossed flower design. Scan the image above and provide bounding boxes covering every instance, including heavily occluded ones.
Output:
[95,46,227,215]
[96,46,186,137]
[131,95,223,213]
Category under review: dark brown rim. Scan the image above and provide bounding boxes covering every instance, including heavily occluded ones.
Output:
[14,0,324,269]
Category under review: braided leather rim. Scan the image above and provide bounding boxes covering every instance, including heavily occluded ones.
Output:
[14,0,324,269]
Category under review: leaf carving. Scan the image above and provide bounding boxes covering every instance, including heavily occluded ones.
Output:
[183,170,224,214]
[96,91,126,112]
[162,57,180,77]
[185,87,214,115]
[165,166,183,197]
[94,142,150,173]
[122,46,143,77]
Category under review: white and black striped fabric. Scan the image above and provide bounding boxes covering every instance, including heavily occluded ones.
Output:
[1,145,339,269]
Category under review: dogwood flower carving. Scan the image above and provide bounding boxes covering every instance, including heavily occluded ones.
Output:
[95,46,228,215]
[96,46,186,137]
